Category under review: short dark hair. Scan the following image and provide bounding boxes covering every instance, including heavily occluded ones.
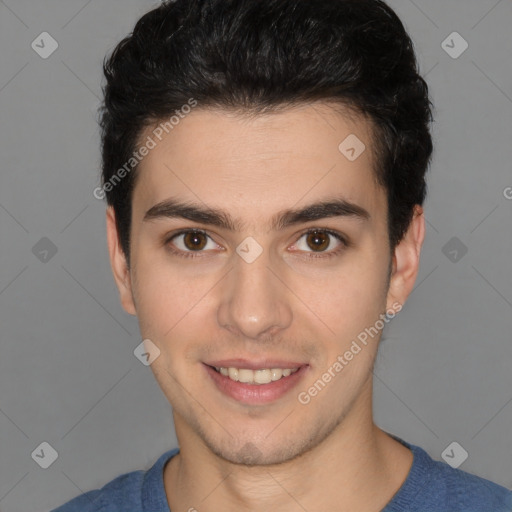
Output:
[99,0,434,266]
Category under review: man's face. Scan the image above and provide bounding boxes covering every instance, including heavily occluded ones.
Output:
[109,103,406,465]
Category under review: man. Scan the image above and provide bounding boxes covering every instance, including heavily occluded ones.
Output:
[53,0,512,510]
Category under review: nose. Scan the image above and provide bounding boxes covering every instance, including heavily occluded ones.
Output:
[217,248,293,341]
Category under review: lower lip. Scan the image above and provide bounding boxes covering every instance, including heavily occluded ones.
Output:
[203,364,309,405]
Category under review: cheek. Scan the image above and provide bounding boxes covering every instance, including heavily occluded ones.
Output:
[130,254,188,337]
[131,254,220,356]
[292,254,389,336]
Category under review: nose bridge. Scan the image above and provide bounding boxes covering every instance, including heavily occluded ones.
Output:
[217,245,292,340]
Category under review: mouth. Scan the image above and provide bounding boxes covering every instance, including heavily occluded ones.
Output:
[203,361,309,404]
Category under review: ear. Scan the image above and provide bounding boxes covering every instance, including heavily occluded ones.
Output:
[386,205,425,310]
[106,206,136,316]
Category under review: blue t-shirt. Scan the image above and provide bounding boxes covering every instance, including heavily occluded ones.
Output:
[52,437,512,512]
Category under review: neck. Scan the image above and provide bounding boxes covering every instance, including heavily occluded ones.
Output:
[164,379,413,512]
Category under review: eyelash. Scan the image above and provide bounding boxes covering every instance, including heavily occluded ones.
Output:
[164,228,348,260]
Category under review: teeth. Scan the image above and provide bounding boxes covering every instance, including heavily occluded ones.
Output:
[213,366,299,384]
[271,368,283,381]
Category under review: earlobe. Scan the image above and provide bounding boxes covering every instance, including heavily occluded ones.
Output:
[106,207,137,316]
[386,205,425,311]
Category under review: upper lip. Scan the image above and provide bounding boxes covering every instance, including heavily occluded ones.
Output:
[204,359,308,370]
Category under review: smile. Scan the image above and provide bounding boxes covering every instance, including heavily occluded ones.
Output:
[204,363,309,404]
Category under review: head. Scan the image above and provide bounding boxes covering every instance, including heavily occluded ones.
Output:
[102,0,433,465]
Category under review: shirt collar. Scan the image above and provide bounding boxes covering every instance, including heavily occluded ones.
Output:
[142,447,180,512]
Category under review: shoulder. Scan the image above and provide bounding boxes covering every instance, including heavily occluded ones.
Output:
[50,448,179,512]
[424,456,512,512]
[388,439,512,512]
[50,469,145,512]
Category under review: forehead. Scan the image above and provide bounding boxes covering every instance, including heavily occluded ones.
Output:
[132,103,385,224]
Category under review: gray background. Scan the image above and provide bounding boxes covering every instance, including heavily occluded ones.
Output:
[0,1,511,511]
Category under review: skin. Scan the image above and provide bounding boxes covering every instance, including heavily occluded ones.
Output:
[107,102,425,511]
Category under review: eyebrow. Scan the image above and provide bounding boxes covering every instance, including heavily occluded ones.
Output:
[143,197,370,231]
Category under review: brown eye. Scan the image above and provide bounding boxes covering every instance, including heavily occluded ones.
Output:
[166,229,222,259]
[291,228,346,259]
[182,231,208,250]
[305,230,330,251]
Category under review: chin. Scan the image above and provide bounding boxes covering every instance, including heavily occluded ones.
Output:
[206,433,321,467]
